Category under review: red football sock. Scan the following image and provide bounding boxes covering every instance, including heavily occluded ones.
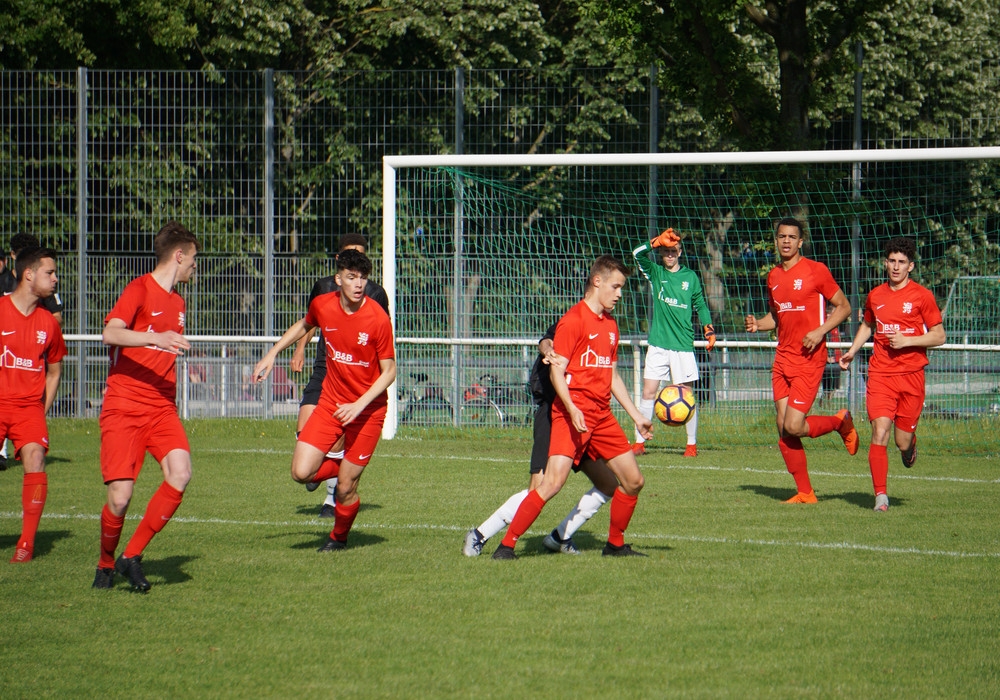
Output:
[778,435,812,493]
[608,489,639,547]
[311,457,341,484]
[500,489,545,548]
[17,472,47,552]
[331,499,361,542]
[806,414,840,439]
[869,444,889,495]
[99,504,126,569]
[123,482,184,559]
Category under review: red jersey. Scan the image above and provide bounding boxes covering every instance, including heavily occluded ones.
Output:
[864,280,943,375]
[767,257,843,368]
[552,300,619,413]
[0,295,66,407]
[306,292,395,409]
[103,274,187,410]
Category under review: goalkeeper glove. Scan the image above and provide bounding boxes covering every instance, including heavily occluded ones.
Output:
[651,228,681,249]
[703,324,717,352]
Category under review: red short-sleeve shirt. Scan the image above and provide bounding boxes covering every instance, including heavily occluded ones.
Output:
[0,296,66,407]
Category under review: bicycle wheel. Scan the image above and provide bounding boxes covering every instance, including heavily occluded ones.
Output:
[460,398,503,427]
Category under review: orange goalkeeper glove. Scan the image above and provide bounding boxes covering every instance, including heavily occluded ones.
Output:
[651,228,681,249]
[703,324,717,352]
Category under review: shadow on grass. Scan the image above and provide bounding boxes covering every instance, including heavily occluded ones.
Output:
[293,501,382,517]
[828,490,908,510]
[144,554,197,586]
[518,532,672,557]
[287,531,387,552]
[738,484,799,502]
[0,529,73,558]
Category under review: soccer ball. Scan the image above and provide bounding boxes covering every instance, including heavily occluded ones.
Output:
[653,384,696,427]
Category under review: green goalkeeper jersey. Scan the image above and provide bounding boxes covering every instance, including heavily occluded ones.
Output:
[632,242,713,352]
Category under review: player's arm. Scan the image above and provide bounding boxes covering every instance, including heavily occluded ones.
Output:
[745,310,776,333]
[290,326,318,373]
[102,318,190,354]
[252,317,313,382]
[803,289,851,352]
[332,357,398,426]
[549,357,586,432]
[612,367,652,441]
[889,322,946,350]
[691,279,716,351]
[43,360,62,414]
[839,320,873,369]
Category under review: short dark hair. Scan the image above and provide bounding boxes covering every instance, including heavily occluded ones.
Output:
[588,255,630,287]
[336,248,372,277]
[885,236,916,262]
[775,217,806,238]
[14,246,56,280]
[9,233,40,257]
[153,221,200,263]
[338,233,368,252]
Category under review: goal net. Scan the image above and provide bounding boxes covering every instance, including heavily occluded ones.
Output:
[382,150,1000,454]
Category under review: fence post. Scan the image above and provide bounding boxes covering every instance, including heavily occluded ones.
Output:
[848,41,864,412]
[451,67,465,425]
[263,68,275,419]
[76,67,88,417]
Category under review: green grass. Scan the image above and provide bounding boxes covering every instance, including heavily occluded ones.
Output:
[2,419,999,698]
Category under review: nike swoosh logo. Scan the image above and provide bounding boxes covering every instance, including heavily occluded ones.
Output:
[876,304,885,310]
[589,333,599,339]
[324,327,337,332]
[358,453,372,460]
[771,285,779,290]
[151,311,164,316]
[793,399,805,405]
[1,330,14,336]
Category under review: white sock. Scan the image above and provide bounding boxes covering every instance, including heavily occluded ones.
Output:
[323,478,338,507]
[636,398,655,443]
[556,487,610,540]
[0,440,6,458]
[477,489,529,541]
[685,406,698,445]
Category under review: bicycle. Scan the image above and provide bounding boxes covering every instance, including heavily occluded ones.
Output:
[459,374,533,427]
[398,372,453,426]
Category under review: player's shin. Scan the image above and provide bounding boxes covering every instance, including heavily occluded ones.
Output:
[479,489,529,540]
[558,487,609,540]
[123,482,184,558]
[607,489,638,547]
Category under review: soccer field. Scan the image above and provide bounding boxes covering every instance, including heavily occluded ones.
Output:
[1,419,998,698]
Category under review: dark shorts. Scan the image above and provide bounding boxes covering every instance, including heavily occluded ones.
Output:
[530,402,590,474]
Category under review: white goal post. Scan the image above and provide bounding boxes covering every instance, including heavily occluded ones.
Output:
[381,148,1000,439]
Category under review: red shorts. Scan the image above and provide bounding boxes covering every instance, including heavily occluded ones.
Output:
[100,405,190,483]
[772,360,825,414]
[298,399,386,467]
[1,403,49,457]
[866,371,926,432]
[549,405,631,463]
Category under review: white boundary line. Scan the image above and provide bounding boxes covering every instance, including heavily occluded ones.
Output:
[198,447,1000,484]
[2,510,997,559]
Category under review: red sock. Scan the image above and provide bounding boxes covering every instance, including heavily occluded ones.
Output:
[806,414,840,438]
[312,457,341,484]
[608,489,638,547]
[778,435,812,493]
[17,473,47,552]
[869,444,889,495]
[500,490,545,548]
[99,504,126,568]
[331,499,361,542]
[123,483,184,559]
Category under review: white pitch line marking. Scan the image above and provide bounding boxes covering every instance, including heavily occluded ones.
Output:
[2,511,997,559]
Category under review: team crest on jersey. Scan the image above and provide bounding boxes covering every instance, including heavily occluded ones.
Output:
[902,302,913,314]
[358,332,369,346]
[36,330,47,344]
[580,347,612,368]
[609,332,616,345]
[178,312,186,328]
[793,279,803,290]
[681,281,689,291]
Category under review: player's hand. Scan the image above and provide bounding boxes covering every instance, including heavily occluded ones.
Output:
[838,349,855,370]
[333,400,364,426]
[885,328,910,349]
[568,405,588,433]
[545,352,568,371]
[703,324,716,352]
[802,328,825,352]
[744,314,758,333]
[651,227,681,248]
[155,331,190,355]
[252,357,274,383]
[636,416,653,441]
[290,346,305,373]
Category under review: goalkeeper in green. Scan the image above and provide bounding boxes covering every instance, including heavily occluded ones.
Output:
[631,228,715,457]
